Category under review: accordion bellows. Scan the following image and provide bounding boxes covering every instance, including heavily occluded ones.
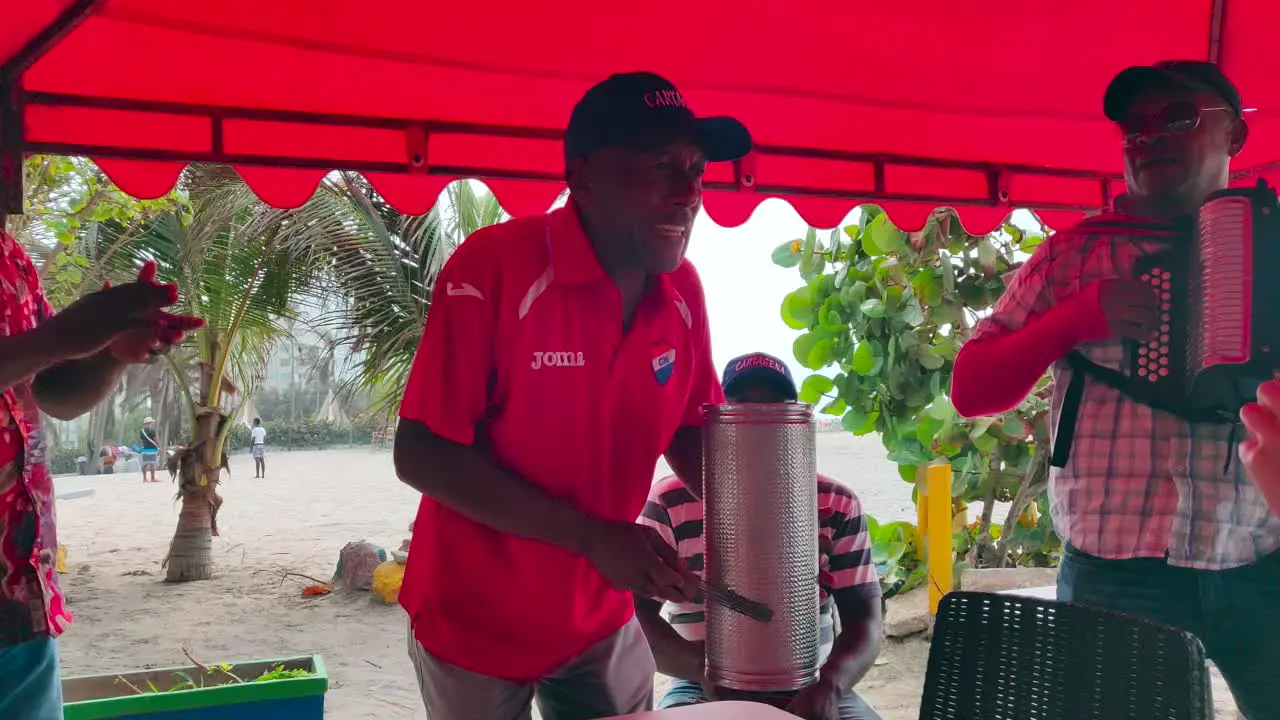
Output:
[702,402,820,692]
[1133,180,1280,416]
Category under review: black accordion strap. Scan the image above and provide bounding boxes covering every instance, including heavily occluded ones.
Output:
[1054,351,1239,468]
[1051,360,1088,468]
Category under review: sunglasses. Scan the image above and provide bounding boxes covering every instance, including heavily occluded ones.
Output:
[1118,102,1233,146]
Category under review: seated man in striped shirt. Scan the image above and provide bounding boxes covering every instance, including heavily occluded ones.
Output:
[636,352,883,720]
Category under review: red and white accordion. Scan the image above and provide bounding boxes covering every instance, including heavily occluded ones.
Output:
[1132,179,1280,418]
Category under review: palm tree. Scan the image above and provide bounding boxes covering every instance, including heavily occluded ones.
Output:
[295,176,508,422]
[103,166,324,581]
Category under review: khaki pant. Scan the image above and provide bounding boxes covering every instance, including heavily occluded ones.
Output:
[407,617,655,720]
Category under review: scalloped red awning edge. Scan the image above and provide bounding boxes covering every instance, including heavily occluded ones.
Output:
[90,157,1088,235]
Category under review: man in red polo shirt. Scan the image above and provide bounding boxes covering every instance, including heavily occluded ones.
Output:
[394,72,752,718]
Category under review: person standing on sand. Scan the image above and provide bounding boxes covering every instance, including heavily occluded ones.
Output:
[0,234,201,720]
[139,416,160,483]
[98,440,116,475]
[250,418,266,478]
[393,72,751,718]
[637,352,884,719]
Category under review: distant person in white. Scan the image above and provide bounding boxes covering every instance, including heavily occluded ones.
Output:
[250,417,267,478]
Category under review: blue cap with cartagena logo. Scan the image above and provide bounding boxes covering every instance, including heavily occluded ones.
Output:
[565,72,752,163]
[721,352,798,401]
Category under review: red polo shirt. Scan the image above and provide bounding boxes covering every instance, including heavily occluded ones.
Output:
[398,204,722,681]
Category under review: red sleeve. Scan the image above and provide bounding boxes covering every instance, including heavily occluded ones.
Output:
[951,235,1111,418]
[398,238,497,446]
[675,263,724,427]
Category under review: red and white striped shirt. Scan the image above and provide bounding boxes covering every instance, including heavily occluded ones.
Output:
[638,473,879,659]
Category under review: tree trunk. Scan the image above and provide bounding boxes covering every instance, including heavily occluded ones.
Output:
[164,491,214,582]
[164,335,223,583]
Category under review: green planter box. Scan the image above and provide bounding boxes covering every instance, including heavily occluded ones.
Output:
[63,655,327,720]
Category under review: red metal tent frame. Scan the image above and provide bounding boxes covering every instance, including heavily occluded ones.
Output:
[2,1,1276,233]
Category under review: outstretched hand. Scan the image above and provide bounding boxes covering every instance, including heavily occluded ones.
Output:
[1240,378,1280,515]
[103,262,204,363]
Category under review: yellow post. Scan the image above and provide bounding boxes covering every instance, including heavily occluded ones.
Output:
[922,463,954,614]
[914,477,928,559]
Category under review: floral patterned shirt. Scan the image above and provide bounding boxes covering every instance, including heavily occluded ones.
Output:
[0,231,69,646]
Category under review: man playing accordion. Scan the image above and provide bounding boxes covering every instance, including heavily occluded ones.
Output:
[951,62,1279,719]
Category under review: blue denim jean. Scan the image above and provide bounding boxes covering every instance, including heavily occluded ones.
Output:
[0,635,63,720]
[1059,543,1280,720]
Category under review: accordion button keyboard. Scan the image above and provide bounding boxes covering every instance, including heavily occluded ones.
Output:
[1137,267,1174,383]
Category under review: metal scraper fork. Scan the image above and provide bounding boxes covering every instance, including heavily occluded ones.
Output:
[700,579,774,622]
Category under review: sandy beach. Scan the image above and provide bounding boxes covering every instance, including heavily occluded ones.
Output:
[52,435,1237,718]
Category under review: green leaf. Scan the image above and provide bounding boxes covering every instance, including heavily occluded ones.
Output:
[1019,233,1045,252]
[771,239,803,268]
[818,297,846,330]
[867,212,904,256]
[915,416,944,446]
[841,280,869,309]
[806,339,835,370]
[799,227,821,279]
[859,298,886,318]
[927,397,957,421]
[851,342,875,375]
[841,408,878,435]
[976,239,998,273]
[968,417,996,439]
[799,374,835,403]
[928,371,943,397]
[780,289,815,330]
[793,333,819,367]
[861,215,886,256]
[911,268,943,307]
[834,264,849,288]
[887,446,932,465]
[820,398,847,416]
[973,433,999,452]
[918,352,945,370]
[899,295,925,326]
[898,464,918,483]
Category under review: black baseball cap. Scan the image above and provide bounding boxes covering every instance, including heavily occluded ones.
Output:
[1104,61,1243,121]
[721,352,797,401]
[565,72,752,162]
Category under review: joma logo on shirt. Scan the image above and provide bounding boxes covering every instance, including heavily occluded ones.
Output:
[531,351,584,370]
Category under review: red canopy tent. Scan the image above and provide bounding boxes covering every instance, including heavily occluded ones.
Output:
[1,0,1276,233]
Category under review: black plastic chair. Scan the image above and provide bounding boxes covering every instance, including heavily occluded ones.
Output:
[918,591,1212,720]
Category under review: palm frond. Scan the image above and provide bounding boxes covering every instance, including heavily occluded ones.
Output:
[298,177,508,421]
[102,165,323,417]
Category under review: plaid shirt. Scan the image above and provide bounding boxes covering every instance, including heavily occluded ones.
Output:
[0,232,70,645]
[973,212,1280,570]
